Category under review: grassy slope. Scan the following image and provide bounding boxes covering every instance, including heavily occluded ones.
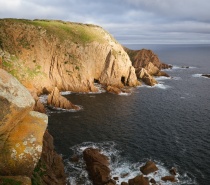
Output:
[1,18,106,44]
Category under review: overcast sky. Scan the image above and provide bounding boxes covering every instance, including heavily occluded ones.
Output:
[1,0,210,44]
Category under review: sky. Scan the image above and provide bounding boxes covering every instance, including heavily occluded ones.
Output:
[1,0,210,44]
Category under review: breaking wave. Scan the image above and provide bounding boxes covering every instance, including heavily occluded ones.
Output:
[64,142,197,185]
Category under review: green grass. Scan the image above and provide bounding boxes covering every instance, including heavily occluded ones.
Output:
[0,178,21,185]
[2,55,44,81]
[31,159,47,185]
[3,19,106,44]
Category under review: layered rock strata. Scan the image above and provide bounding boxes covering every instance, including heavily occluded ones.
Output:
[0,69,47,183]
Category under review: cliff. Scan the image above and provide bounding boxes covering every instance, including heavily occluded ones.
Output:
[0,19,139,95]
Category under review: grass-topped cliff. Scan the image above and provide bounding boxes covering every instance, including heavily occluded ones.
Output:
[0,19,138,94]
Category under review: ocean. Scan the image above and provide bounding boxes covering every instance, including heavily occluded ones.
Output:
[47,44,210,185]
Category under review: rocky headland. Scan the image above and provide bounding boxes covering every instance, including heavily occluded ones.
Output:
[0,18,172,185]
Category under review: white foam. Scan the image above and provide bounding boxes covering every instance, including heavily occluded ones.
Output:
[39,94,48,104]
[192,74,202,78]
[65,142,196,185]
[154,83,171,89]
[119,92,131,96]
[155,76,171,81]
[172,77,182,80]
[47,105,82,114]
[60,91,72,95]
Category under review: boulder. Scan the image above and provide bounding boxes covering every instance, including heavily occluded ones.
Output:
[47,87,79,110]
[161,176,177,182]
[106,85,122,94]
[169,167,177,175]
[140,161,158,175]
[0,69,48,177]
[83,148,111,185]
[128,175,149,185]
[121,182,128,185]
[136,68,158,86]
[150,178,156,184]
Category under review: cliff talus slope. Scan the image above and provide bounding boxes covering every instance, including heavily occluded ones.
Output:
[0,19,138,94]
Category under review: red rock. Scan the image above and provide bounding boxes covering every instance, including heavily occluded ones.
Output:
[169,167,177,175]
[121,182,129,185]
[161,176,177,182]
[140,161,158,175]
[128,175,149,185]
[83,148,111,185]
[35,130,66,185]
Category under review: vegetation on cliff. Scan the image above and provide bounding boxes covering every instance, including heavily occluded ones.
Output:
[0,18,138,94]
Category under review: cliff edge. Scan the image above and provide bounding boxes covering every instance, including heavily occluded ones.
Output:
[0,19,139,94]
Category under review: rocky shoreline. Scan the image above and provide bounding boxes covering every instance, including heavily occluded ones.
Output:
[82,148,178,185]
[0,19,172,185]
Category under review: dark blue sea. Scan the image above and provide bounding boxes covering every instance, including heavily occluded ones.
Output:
[47,44,210,185]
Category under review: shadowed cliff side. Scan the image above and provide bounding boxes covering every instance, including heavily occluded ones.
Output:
[0,19,139,95]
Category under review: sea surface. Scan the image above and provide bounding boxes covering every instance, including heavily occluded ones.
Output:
[47,44,210,185]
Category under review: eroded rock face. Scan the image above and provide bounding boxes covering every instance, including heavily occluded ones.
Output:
[124,48,170,81]
[0,19,138,94]
[83,148,111,185]
[47,87,79,110]
[136,68,157,86]
[33,131,66,185]
[124,48,171,70]
[0,69,35,149]
[0,69,48,178]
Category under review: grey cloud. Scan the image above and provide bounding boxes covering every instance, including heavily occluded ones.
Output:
[0,0,210,44]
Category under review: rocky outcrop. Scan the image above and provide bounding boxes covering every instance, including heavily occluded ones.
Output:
[124,48,171,70]
[140,161,158,175]
[47,87,79,110]
[124,48,171,83]
[128,175,149,185]
[161,176,177,182]
[136,68,157,86]
[202,74,210,78]
[0,69,47,182]
[83,148,114,185]
[0,19,138,94]
[106,85,122,94]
